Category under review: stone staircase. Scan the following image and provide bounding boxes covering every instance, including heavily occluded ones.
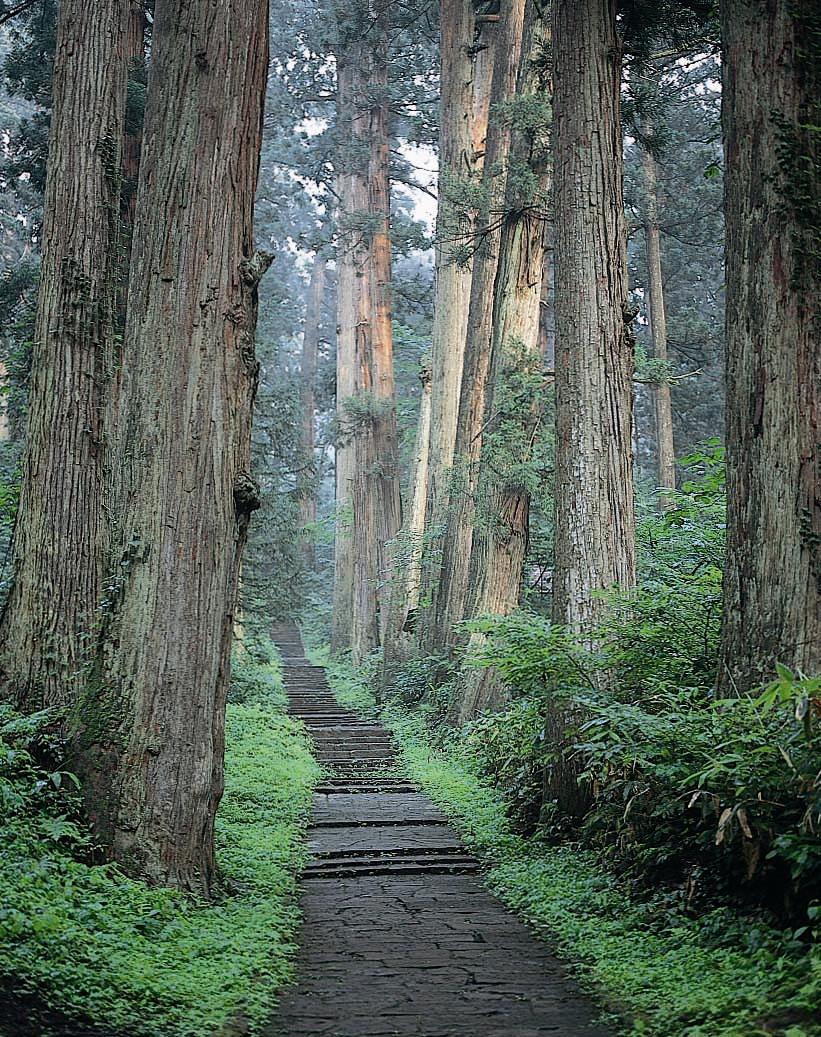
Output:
[268,621,610,1037]
[271,622,479,879]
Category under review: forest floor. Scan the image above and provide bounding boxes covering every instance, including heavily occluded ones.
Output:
[267,622,610,1037]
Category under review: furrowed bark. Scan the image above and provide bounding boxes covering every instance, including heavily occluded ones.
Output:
[332,6,370,655]
[455,7,552,722]
[331,94,358,652]
[346,2,400,663]
[381,360,431,688]
[546,0,635,820]
[718,0,820,692]
[71,0,270,895]
[426,0,528,654]
[0,0,128,711]
[551,0,636,634]
[409,5,497,647]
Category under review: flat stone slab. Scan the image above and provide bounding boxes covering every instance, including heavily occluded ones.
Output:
[312,792,446,825]
[308,824,462,855]
[267,876,611,1037]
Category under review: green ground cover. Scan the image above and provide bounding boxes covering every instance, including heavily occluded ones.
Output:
[322,656,820,1037]
[0,647,319,1036]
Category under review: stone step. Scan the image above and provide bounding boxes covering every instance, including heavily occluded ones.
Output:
[314,779,418,794]
[303,847,480,879]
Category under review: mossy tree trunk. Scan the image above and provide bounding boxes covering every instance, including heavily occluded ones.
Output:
[71,0,270,895]
[0,0,128,712]
[454,7,552,722]
[332,0,402,663]
[718,0,820,692]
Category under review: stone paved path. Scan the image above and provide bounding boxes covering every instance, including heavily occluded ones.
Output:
[267,623,613,1037]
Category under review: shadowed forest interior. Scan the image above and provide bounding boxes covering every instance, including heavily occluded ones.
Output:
[0,1,818,1035]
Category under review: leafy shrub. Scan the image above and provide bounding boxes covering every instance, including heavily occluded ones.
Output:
[459,449,819,915]
[0,653,320,1035]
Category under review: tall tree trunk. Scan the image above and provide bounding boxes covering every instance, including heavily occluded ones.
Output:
[331,155,357,651]
[642,145,676,504]
[330,16,363,655]
[455,8,552,722]
[0,0,128,711]
[426,0,528,654]
[0,361,9,442]
[718,0,820,693]
[408,6,497,646]
[552,0,635,634]
[425,2,486,518]
[71,0,270,895]
[344,0,400,663]
[299,254,327,568]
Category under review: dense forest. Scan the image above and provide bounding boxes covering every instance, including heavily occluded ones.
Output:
[0,1,818,1035]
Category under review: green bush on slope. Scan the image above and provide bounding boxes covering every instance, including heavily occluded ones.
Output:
[0,649,319,1036]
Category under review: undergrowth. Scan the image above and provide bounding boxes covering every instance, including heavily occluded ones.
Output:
[0,642,320,1036]
[323,660,821,1037]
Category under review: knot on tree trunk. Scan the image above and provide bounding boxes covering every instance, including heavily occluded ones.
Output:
[240,250,274,288]
[233,471,261,517]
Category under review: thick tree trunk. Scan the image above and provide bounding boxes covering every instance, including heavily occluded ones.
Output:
[551,0,636,634]
[425,2,486,516]
[346,2,400,663]
[71,0,269,895]
[427,0,528,654]
[0,0,128,711]
[642,146,676,504]
[718,0,820,693]
[455,10,552,722]
[299,255,327,568]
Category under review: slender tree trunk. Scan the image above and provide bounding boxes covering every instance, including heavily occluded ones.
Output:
[552,0,636,634]
[0,361,9,442]
[71,0,270,895]
[455,9,552,722]
[426,0,528,654]
[718,0,820,692]
[380,360,431,688]
[539,244,555,371]
[299,255,327,568]
[642,146,676,504]
[330,24,363,655]
[0,0,128,711]
[346,2,400,663]
[406,368,433,617]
